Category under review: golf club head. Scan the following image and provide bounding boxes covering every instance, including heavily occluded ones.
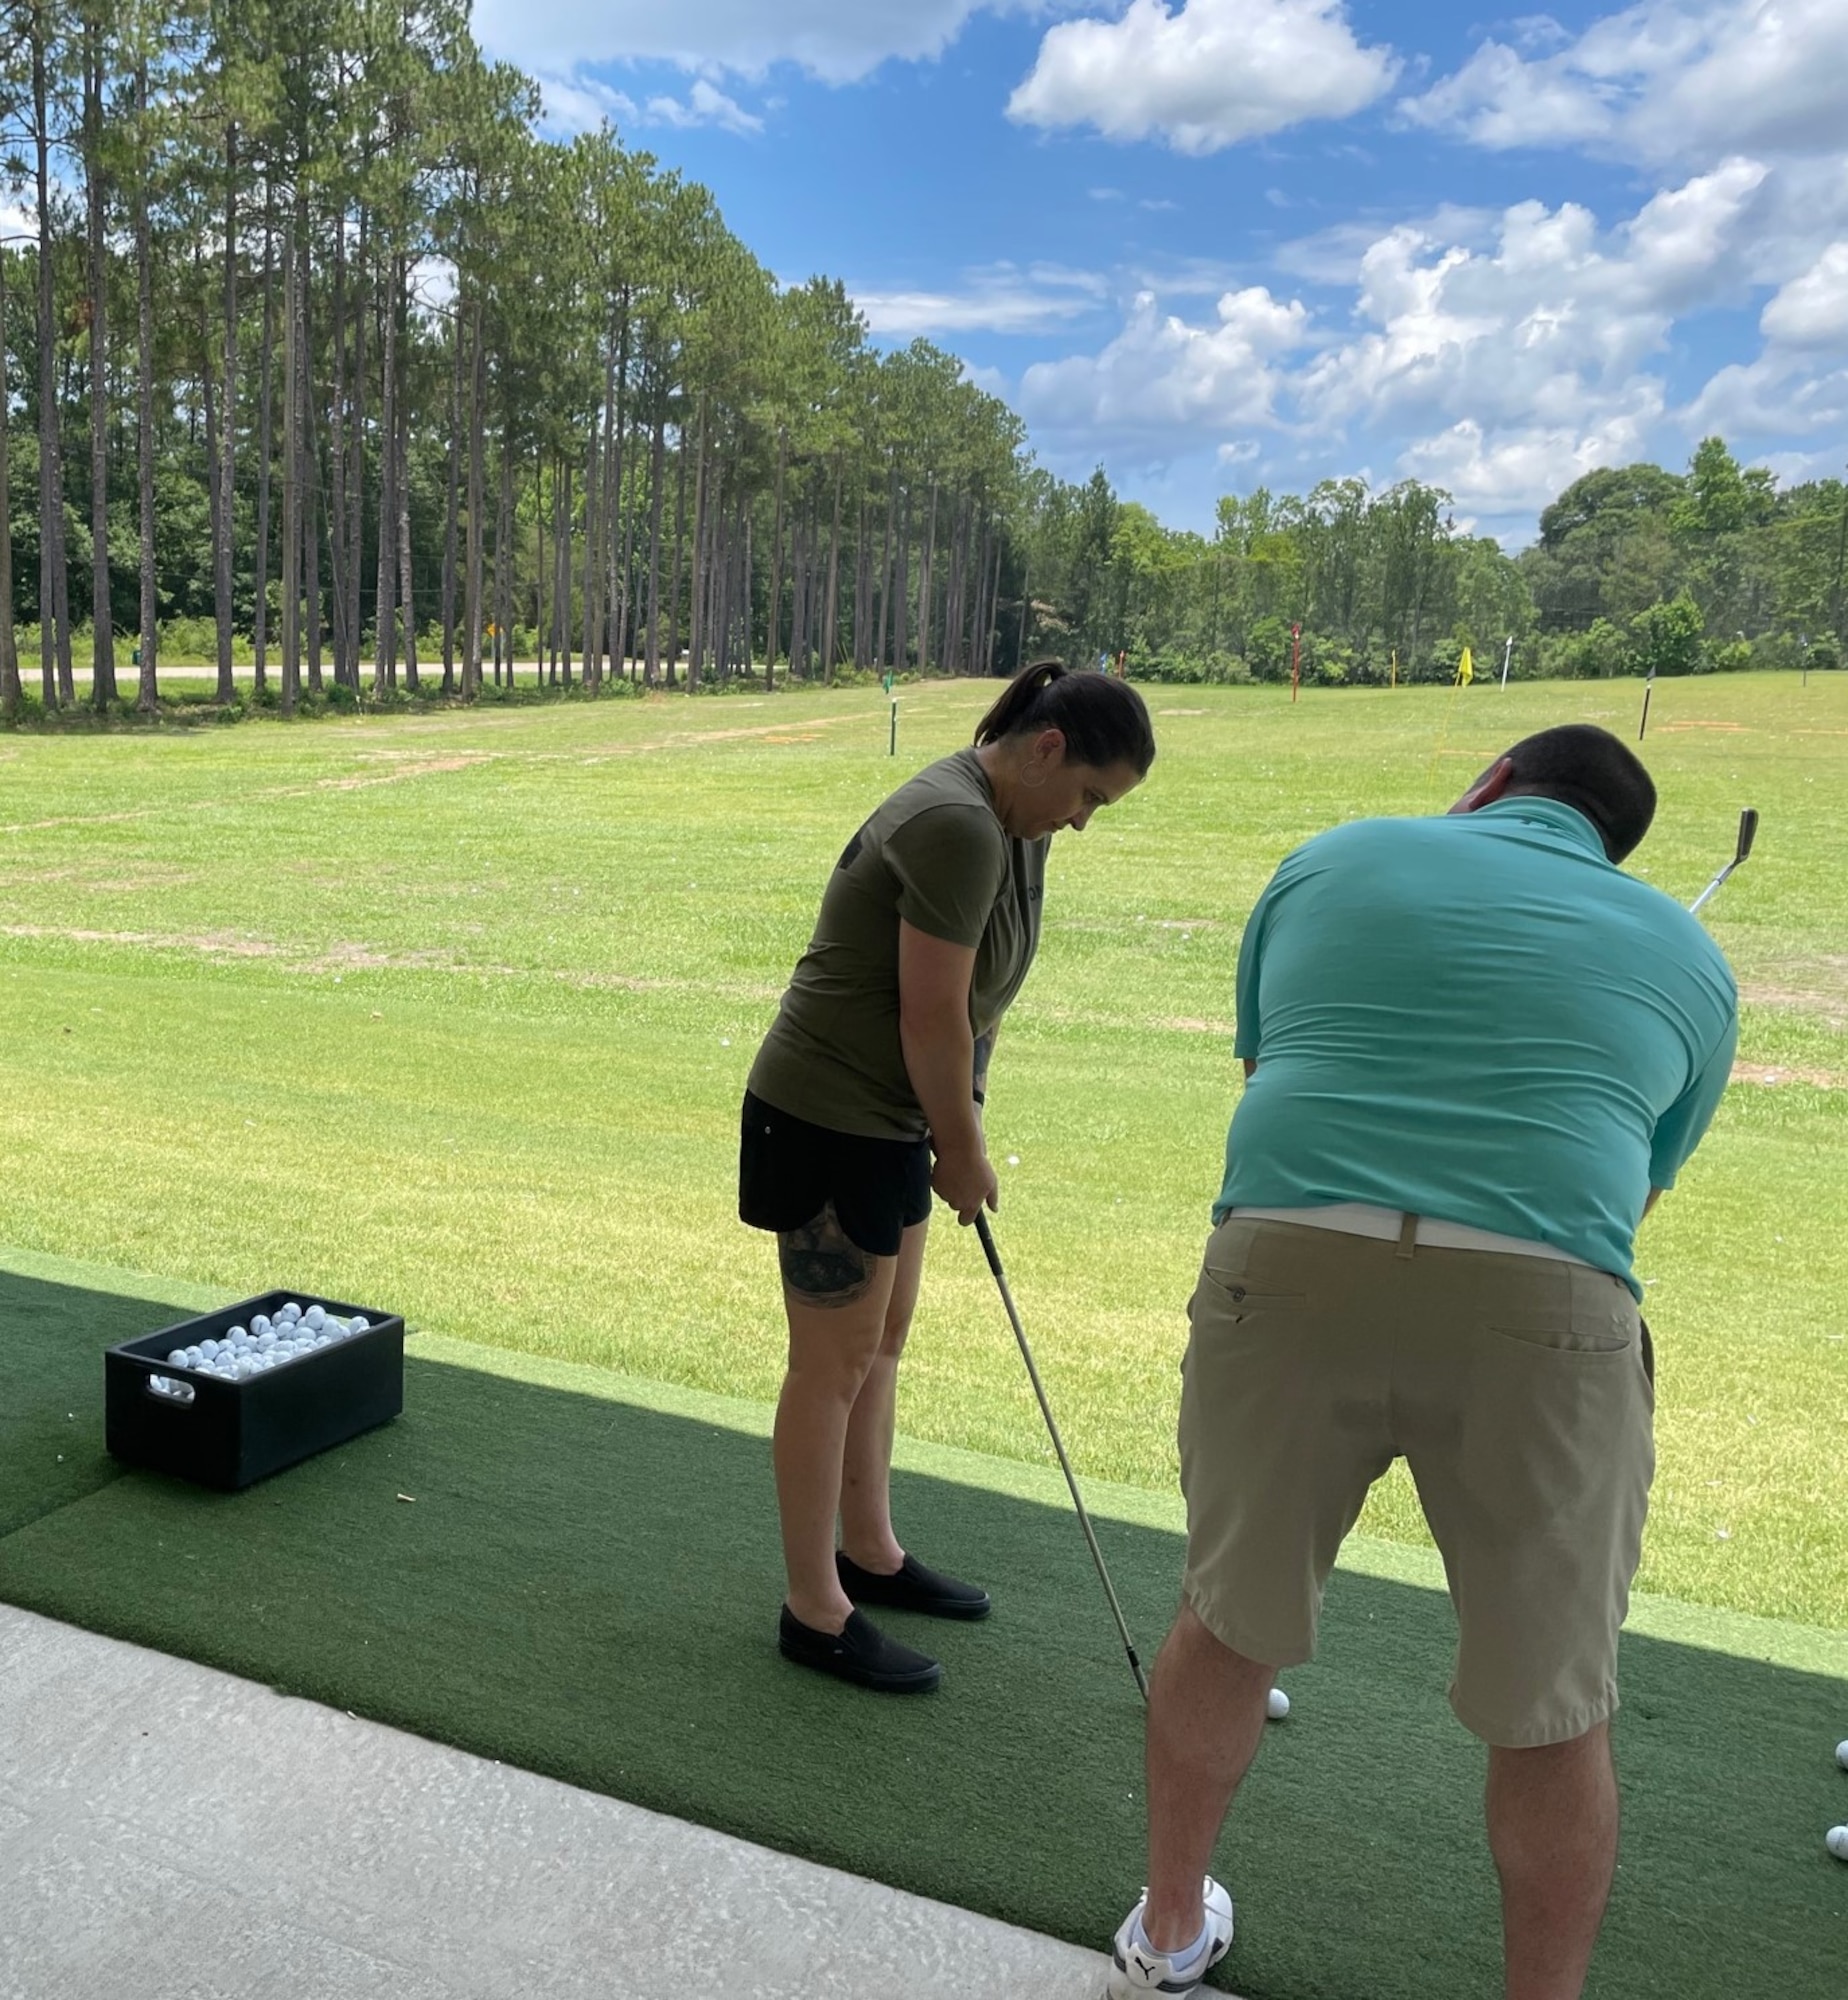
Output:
[1735,808,1758,865]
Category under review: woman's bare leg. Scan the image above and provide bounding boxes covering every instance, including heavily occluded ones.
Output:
[839,1219,929,1572]
[772,1203,901,1632]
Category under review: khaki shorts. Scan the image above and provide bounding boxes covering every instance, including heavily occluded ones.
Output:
[1178,1216,1654,1748]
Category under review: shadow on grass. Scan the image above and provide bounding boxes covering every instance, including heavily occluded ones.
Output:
[2,1268,1842,1999]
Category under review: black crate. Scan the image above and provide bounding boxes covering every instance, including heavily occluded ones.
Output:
[105,1291,404,1491]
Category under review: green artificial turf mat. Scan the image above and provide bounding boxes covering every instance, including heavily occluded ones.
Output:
[3,1260,1844,1997]
[0,1255,223,1537]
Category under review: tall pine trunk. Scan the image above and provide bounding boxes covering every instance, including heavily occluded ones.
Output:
[301,218,322,694]
[494,433,513,685]
[821,454,844,684]
[32,12,66,709]
[643,405,665,685]
[766,428,786,682]
[328,211,351,683]
[915,477,938,675]
[0,236,16,719]
[84,23,117,709]
[344,209,370,689]
[441,306,462,692]
[396,264,419,693]
[665,420,688,688]
[373,244,398,691]
[893,481,910,673]
[463,295,486,699]
[279,215,300,715]
[253,190,276,689]
[214,125,239,705]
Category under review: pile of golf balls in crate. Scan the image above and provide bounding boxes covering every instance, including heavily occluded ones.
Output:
[166,1301,371,1383]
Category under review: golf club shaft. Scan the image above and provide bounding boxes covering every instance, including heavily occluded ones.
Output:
[974,1212,1150,1702]
[1687,865,1736,915]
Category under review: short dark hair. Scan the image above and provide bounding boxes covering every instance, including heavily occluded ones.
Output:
[974,660,1157,776]
[1496,724,1658,862]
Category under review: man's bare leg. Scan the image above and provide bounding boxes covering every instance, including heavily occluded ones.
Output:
[1139,1601,1277,1950]
[1486,1724,1618,2000]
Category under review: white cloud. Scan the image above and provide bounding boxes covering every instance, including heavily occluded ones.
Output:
[1019,284,1311,437]
[1398,413,1658,524]
[1760,242,1848,349]
[1402,38,1615,151]
[535,71,638,136]
[1405,2,1848,166]
[1686,352,1848,438]
[853,263,1109,337]
[475,0,1008,85]
[1297,160,1769,434]
[1015,160,1825,535]
[1008,0,1399,155]
[645,79,764,135]
[535,68,761,138]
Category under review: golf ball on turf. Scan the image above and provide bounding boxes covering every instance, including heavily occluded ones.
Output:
[1267,1687,1290,1721]
[1827,1826,1848,1862]
[1837,1741,1848,1772]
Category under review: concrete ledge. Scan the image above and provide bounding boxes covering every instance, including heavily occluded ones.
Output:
[0,1605,1111,2000]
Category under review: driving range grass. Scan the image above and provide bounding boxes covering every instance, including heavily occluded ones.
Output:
[1,672,1844,1628]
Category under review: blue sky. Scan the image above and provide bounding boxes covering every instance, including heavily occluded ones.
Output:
[471,1,1848,544]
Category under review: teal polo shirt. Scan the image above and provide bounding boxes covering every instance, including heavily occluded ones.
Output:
[1216,798,1738,1296]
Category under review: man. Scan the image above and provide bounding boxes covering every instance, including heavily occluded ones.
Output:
[1109,725,1738,2000]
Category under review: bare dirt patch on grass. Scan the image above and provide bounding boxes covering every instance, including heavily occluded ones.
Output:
[1732,1062,1845,1090]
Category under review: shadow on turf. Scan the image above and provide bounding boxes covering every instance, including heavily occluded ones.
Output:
[1,1270,1842,2000]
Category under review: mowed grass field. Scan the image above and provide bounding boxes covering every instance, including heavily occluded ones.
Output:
[2,673,1844,1629]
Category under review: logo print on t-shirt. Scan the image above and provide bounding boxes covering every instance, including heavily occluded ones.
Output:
[837,824,869,871]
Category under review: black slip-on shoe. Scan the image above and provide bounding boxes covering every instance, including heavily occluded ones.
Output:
[836,1550,992,1621]
[778,1605,942,1693]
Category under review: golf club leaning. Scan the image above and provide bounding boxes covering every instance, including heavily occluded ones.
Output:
[1689,808,1759,916]
[974,1212,1150,1702]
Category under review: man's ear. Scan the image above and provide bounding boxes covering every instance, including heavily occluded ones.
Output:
[1448,757,1516,816]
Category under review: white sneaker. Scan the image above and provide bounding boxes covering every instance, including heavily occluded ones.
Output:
[1106,1877,1235,1996]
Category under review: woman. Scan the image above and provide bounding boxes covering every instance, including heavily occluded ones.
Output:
[740,661,1156,1692]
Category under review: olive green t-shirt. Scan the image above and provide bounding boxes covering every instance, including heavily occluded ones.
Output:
[748,748,1048,1139]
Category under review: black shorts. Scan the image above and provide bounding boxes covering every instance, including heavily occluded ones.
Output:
[739,1090,933,1257]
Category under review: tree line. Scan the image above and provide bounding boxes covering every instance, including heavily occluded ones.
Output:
[3,2,1845,724]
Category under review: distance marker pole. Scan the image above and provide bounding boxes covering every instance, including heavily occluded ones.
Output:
[1638,667,1656,741]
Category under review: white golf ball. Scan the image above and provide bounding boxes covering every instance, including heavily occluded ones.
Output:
[1267,1686,1291,1721]
[349,1316,369,1334]
[167,1349,187,1366]
[303,1305,325,1330]
[1836,1740,1848,1772]
[200,1339,219,1359]
[252,1314,271,1335]
[281,1302,302,1322]
[1827,1826,1848,1862]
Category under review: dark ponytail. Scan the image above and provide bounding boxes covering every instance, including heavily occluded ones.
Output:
[973,660,1156,776]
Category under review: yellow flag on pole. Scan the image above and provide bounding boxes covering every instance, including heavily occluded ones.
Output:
[1456,646,1474,686]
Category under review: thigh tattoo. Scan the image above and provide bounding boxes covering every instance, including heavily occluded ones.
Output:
[778,1204,874,1307]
